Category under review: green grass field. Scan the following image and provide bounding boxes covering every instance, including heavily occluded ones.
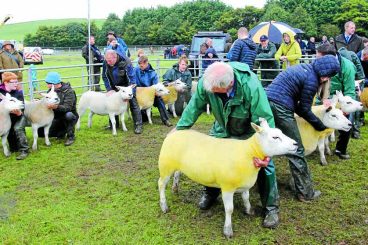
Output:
[0,19,105,42]
[1,55,368,243]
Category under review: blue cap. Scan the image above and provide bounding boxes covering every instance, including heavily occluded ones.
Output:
[260,35,268,41]
[45,72,61,84]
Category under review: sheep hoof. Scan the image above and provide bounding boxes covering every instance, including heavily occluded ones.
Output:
[244,208,254,215]
[46,142,51,147]
[325,149,332,156]
[32,145,38,151]
[4,152,11,157]
[160,202,169,213]
[122,127,128,132]
[223,226,233,239]
[320,159,328,166]
[172,185,179,193]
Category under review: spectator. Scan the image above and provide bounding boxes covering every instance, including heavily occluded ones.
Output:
[329,37,335,46]
[275,32,302,69]
[0,72,29,160]
[107,37,127,60]
[202,47,218,72]
[316,44,356,159]
[102,50,143,134]
[134,56,172,127]
[106,31,130,57]
[256,35,279,87]
[335,21,364,53]
[320,35,329,45]
[295,36,307,55]
[175,62,281,228]
[38,72,79,146]
[137,49,145,58]
[0,41,24,83]
[162,55,192,116]
[82,35,104,91]
[224,36,232,53]
[307,37,317,55]
[228,27,257,70]
[164,47,171,59]
[266,55,340,202]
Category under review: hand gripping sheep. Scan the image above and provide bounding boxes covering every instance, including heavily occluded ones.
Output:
[158,118,298,238]
[161,79,188,117]
[76,85,135,136]
[0,93,24,157]
[24,85,60,150]
[297,102,352,166]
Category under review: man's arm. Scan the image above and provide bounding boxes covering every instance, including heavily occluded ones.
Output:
[176,79,208,130]
[102,63,112,91]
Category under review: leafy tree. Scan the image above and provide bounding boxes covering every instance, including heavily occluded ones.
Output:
[319,24,340,40]
[335,0,368,36]
[288,6,317,37]
[261,2,290,23]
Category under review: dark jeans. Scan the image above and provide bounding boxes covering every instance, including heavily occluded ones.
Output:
[38,112,78,139]
[8,115,29,153]
[269,101,315,199]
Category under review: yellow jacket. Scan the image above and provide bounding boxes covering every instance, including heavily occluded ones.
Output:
[275,31,302,69]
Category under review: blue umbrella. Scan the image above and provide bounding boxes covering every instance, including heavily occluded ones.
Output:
[293,28,305,34]
[249,21,297,44]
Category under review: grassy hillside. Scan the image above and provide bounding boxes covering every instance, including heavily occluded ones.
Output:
[0,19,105,42]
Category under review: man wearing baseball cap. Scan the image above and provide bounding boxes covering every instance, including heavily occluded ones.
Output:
[39,72,79,146]
[256,35,279,87]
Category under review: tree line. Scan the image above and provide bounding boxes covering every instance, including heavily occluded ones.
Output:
[24,0,368,47]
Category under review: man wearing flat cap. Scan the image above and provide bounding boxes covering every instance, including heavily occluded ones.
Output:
[0,41,24,83]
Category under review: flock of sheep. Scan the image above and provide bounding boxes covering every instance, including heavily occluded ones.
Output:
[0,79,365,238]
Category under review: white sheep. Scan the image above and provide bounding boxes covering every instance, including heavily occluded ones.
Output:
[161,79,188,118]
[0,93,25,157]
[297,103,352,165]
[158,118,297,238]
[24,85,60,150]
[76,85,134,136]
[136,83,170,124]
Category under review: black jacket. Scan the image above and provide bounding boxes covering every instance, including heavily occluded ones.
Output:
[52,82,78,116]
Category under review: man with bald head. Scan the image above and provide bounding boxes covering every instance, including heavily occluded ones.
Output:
[173,61,281,228]
[335,21,364,54]
[228,27,257,70]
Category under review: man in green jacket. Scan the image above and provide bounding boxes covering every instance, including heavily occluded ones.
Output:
[316,44,356,159]
[175,61,280,228]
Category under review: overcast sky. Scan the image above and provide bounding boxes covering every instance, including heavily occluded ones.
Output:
[3,0,266,24]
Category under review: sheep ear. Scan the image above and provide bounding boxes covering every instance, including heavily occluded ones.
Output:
[0,93,6,100]
[130,84,136,89]
[259,117,270,129]
[167,81,174,86]
[335,90,342,97]
[51,85,55,92]
[251,122,263,133]
[326,106,333,112]
[331,95,338,105]
[40,93,48,97]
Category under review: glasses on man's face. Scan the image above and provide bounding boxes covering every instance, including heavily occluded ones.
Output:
[9,80,18,84]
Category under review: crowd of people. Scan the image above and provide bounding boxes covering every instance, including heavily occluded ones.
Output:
[1,21,367,229]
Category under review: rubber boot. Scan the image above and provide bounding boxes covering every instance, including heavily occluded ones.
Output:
[130,97,143,134]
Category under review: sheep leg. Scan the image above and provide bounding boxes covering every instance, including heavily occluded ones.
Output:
[318,138,327,166]
[2,133,10,157]
[44,124,51,147]
[170,104,177,118]
[222,191,234,239]
[158,176,171,213]
[32,125,39,150]
[330,131,335,142]
[88,111,94,128]
[121,112,127,131]
[109,113,117,136]
[146,108,153,124]
[324,136,332,156]
[76,107,86,130]
[206,104,210,115]
[241,190,253,215]
[172,171,180,193]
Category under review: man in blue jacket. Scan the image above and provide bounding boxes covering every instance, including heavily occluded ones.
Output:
[228,27,257,71]
[134,56,172,127]
[266,55,340,202]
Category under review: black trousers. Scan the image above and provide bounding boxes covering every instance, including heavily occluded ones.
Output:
[38,112,79,139]
[335,114,352,154]
[7,115,29,153]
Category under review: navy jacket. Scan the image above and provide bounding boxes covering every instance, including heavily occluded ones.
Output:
[266,55,341,131]
[102,55,135,91]
[229,38,257,70]
[202,48,218,70]
[134,63,159,87]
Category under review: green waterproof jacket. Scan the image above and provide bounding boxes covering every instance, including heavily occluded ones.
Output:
[330,55,356,100]
[176,62,275,139]
[162,63,192,90]
[338,47,365,80]
[275,31,302,69]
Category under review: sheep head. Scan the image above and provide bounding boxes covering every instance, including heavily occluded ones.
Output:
[334,91,363,113]
[40,85,60,105]
[154,83,170,97]
[116,85,134,100]
[168,78,187,92]
[0,93,24,111]
[251,118,297,157]
[321,104,351,132]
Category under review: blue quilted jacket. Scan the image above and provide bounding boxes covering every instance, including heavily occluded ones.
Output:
[229,38,257,70]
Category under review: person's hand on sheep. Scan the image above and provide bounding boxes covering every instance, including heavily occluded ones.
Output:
[10,109,22,116]
[47,103,58,109]
[322,99,331,107]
